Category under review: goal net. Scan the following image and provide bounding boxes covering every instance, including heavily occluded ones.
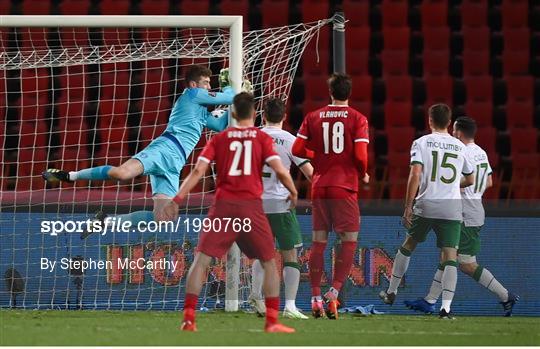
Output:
[0,16,330,310]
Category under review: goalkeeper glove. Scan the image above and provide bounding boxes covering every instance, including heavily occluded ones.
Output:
[219,68,230,90]
[241,79,253,94]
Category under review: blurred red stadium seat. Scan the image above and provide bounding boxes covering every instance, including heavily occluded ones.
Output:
[423,50,449,76]
[342,1,369,27]
[460,1,487,28]
[20,28,49,49]
[474,127,497,154]
[16,148,48,191]
[509,128,538,155]
[17,96,48,122]
[99,0,130,15]
[501,1,528,28]
[100,71,131,100]
[381,50,409,76]
[465,76,493,102]
[60,27,90,47]
[304,75,329,102]
[301,0,329,23]
[384,101,412,128]
[139,97,172,126]
[179,0,209,15]
[346,49,369,75]
[506,76,533,102]
[386,126,415,153]
[383,27,410,50]
[58,65,87,100]
[506,101,533,128]
[385,75,412,101]
[102,28,131,46]
[59,0,91,15]
[349,75,372,107]
[465,101,493,127]
[421,1,447,28]
[219,0,249,26]
[462,27,490,51]
[261,0,289,28]
[140,0,169,15]
[22,0,51,15]
[462,51,490,76]
[502,51,529,76]
[381,1,408,27]
[302,49,330,76]
[424,75,454,106]
[19,121,47,149]
[20,68,50,98]
[99,100,130,127]
[503,28,530,52]
[422,27,449,51]
[510,153,540,200]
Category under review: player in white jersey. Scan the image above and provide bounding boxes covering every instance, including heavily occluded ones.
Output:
[405,116,519,316]
[248,98,313,320]
[379,104,475,319]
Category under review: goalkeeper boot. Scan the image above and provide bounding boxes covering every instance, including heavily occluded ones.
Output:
[248,295,266,317]
[180,320,197,332]
[404,298,436,314]
[311,298,325,319]
[265,322,295,333]
[378,290,396,305]
[283,307,309,320]
[438,309,455,320]
[80,210,107,240]
[42,168,72,183]
[500,293,519,317]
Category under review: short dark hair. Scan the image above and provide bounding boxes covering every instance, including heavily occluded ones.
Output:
[454,116,477,139]
[264,97,286,123]
[233,92,255,120]
[185,65,212,84]
[429,103,452,129]
[328,73,352,101]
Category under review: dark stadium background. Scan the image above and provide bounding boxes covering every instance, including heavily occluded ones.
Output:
[1,0,538,202]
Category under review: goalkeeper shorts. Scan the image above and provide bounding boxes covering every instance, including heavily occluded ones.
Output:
[132,135,186,197]
[196,199,276,262]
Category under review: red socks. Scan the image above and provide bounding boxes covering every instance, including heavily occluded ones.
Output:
[332,241,357,291]
[309,241,327,297]
[183,293,198,323]
[265,297,280,326]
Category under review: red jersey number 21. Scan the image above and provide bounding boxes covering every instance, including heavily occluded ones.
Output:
[322,121,344,154]
[229,140,252,176]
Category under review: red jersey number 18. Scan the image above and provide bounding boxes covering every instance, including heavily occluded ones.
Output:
[229,140,253,176]
[322,121,344,154]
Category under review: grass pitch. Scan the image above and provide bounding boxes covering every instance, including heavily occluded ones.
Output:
[1,309,539,346]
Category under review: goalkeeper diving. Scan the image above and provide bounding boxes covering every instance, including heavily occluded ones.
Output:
[42,65,239,225]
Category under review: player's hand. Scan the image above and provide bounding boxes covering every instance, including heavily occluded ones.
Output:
[219,68,230,90]
[361,173,370,184]
[401,206,413,229]
[287,192,298,210]
[158,200,179,222]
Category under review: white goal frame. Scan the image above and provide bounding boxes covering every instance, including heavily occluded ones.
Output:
[0,15,243,312]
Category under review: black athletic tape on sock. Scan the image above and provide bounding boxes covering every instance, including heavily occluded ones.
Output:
[441,260,458,268]
[472,266,484,281]
[399,247,411,256]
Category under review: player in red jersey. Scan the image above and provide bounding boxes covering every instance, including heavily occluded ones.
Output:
[292,73,369,319]
[163,92,297,333]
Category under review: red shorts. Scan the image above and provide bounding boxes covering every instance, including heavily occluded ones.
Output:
[196,200,275,261]
[312,186,360,233]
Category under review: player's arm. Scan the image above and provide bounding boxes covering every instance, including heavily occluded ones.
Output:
[298,162,313,182]
[354,141,368,177]
[460,156,475,188]
[205,109,229,132]
[188,86,235,106]
[267,157,298,208]
[486,173,493,189]
[291,137,314,159]
[403,163,422,228]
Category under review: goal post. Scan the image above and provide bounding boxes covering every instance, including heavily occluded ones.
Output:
[0,15,331,311]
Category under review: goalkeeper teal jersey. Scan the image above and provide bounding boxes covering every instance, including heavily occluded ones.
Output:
[165,86,234,157]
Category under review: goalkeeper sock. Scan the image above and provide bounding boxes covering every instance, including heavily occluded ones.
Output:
[183,293,198,323]
[265,297,279,326]
[283,262,300,310]
[440,260,458,312]
[388,247,411,294]
[251,259,264,299]
[70,165,112,181]
[332,240,357,291]
[309,241,327,297]
[114,211,154,228]
[424,264,444,304]
[474,266,509,302]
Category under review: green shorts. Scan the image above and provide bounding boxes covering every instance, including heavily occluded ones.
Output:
[458,224,482,256]
[407,215,461,249]
[266,209,302,250]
